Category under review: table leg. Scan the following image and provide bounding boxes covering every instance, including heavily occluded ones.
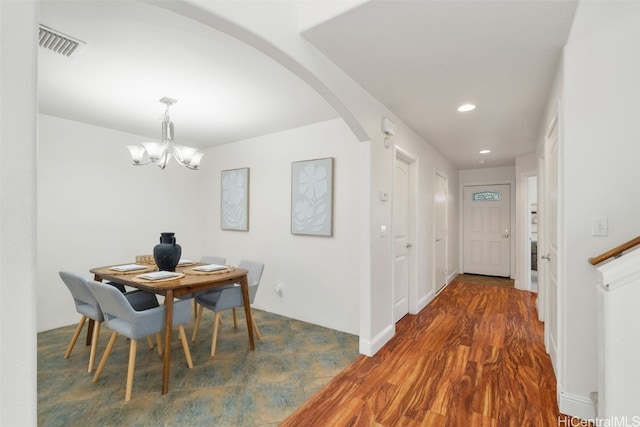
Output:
[240,275,255,351]
[162,289,174,395]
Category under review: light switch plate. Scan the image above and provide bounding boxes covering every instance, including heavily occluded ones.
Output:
[592,217,608,236]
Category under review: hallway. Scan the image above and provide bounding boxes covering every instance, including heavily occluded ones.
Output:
[282,278,583,426]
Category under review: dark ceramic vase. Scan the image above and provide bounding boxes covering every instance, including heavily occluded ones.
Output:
[153,232,182,271]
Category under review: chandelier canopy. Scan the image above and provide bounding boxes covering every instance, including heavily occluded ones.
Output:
[127,97,204,170]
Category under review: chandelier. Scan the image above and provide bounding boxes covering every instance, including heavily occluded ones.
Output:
[127,97,204,170]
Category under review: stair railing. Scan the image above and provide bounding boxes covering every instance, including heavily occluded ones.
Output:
[588,236,640,265]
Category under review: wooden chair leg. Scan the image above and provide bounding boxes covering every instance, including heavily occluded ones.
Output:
[191,304,204,342]
[210,312,221,356]
[251,311,263,341]
[64,315,87,359]
[146,336,155,349]
[193,299,198,318]
[232,308,238,329]
[125,339,137,402]
[88,321,101,373]
[178,325,193,369]
[156,333,163,355]
[93,331,118,382]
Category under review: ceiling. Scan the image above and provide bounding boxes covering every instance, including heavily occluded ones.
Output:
[38,0,338,149]
[303,0,578,169]
[39,0,579,170]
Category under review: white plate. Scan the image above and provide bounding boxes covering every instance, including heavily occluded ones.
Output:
[111,264,147,272]
[193,264,227,272]
[178,259,193,265]
[138,271,180,280]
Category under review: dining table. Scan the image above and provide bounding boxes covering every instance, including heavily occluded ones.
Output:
[90,262,255,394]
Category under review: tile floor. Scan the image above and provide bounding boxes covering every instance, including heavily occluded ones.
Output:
[38,308,359,427]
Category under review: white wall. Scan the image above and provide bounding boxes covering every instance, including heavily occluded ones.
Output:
[201,119,361,334]
[0,1,37,425]
[557,1,640,418]
[37,115,205,331]
[459,165,516,184]
[178,0,459,355]
[37,115,366,336]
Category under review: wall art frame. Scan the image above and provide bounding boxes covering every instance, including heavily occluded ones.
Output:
[291,157,334,237]
[221,167,250,231]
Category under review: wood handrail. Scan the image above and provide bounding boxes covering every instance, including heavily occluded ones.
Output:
[588,236,640,265]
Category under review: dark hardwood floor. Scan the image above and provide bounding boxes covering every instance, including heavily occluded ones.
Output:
[281,278,583,426]
[454,273,515,287]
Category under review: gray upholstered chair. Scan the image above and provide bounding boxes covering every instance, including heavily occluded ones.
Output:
[86,280,193,401]
[199,255,226,266]
[61,271,163,371]
[59,271,104,373]
[179,255,227,316]
[191,260,264,356]
[194,256,228,297]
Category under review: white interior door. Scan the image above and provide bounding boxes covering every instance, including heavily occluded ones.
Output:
[435,173,447,292]
[393,156,410,322]
[537,155,546,321]
[463,184,511,277]
[543,117,559,372]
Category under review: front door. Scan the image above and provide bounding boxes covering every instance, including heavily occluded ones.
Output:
[463,184,511,277]
[393,155,411,322]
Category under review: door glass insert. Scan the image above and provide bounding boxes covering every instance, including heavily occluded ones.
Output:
[472,191,501,201]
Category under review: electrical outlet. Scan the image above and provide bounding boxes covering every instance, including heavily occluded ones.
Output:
[275,284,284,296]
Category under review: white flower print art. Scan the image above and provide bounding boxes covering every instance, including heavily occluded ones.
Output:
[221,168,249,231]
[291,158,333,236]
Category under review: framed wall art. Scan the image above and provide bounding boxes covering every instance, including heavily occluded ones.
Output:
[221,167,249,231]
[291,157,334,237]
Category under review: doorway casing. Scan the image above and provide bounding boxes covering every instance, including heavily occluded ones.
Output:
[393,146,419,319]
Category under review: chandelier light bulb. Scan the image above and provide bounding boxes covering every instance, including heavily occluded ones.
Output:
[127,145,147,165]
[187,151,204,170]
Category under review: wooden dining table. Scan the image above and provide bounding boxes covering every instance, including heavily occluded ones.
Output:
[90,263,255,394]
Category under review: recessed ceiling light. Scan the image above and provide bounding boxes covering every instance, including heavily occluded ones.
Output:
[457,104,476,112]
[479,149,491,154]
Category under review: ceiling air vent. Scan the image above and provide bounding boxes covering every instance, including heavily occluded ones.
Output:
[38,24,85,58]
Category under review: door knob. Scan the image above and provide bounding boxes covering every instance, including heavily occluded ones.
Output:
[541,254,551,261]
[503,229,510,238]
[406,243,412,248]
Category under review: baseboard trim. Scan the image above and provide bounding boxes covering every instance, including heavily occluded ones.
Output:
[358,268,458,357]
[433,270,459,296]
[559,391,596,420]
[416,291,434,313]
[447,269,459,284]
[359,324,394,357]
